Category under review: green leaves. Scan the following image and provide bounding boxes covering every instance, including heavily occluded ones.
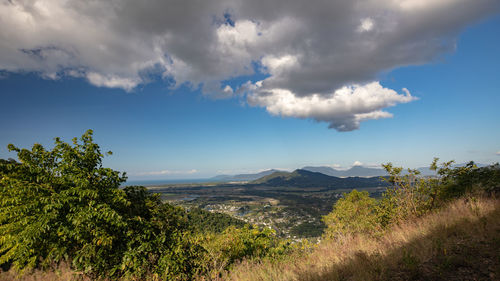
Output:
[323,190,380,239]
[0,131,230,280]
[0,130,131,275]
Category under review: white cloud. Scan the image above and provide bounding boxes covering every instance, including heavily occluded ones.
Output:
[248,81,416,131]
[86,72,140,91]
[358,18,374,32]
[352,161,364,167]
[496,151,500,156]
[0,0,498,128]
[136,169,198,176]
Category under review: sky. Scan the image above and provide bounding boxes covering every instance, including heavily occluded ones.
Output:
[0,0,499,180]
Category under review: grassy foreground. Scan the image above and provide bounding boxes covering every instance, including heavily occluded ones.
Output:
[224,196,500,281]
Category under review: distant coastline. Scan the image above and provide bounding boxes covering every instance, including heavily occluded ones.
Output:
[122,178,212,187]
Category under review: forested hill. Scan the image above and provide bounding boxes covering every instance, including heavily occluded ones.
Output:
[250,169,386,189]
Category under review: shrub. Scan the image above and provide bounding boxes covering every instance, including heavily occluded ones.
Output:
[438,162,500,199]
[322,190,380,239]
[376,162,439,226]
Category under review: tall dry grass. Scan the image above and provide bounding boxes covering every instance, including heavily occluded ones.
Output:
[0,263,92,281]
[225,196,500,281]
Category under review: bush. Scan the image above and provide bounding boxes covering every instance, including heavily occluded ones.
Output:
[376,162,439,226]
[198,225,292,278]
[322,190,380,239]
[438,162,500,199]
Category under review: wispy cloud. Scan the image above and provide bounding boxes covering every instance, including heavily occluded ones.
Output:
[135,169,198,176]
[496,151,500,156]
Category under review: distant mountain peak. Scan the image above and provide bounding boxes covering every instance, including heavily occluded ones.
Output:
[301,165,387,177]
[251,169,385,189]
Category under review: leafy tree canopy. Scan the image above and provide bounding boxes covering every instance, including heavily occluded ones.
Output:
[0,130,198,279]
[322,190,379,239]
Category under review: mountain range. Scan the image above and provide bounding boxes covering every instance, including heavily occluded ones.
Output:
[209,163,487,183]
[208,169,282,182]
[250,169,386,189]
[209,166,388,182]
[302,165,387,177]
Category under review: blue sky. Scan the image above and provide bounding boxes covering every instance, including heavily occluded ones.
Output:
[0,1,499,180]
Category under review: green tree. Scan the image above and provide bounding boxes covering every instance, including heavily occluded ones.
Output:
[0,130,201,279]
[0,130,130,274]
[322,190,379,239]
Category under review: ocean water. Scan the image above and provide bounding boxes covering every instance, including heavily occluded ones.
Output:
[121,178,212,187]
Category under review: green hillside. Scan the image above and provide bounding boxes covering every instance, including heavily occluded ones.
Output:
[251,169,386,189]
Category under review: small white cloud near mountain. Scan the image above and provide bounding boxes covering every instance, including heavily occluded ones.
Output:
[135,169,198,176]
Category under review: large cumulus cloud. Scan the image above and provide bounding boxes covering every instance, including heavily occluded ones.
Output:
[248,82,416,131]
[0,0,498,130]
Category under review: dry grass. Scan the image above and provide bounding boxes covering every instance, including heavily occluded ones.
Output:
[225,196,500,281]
[0,263,91,281]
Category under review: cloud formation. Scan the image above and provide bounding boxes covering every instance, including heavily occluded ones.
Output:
[248,82,416,131]
[0,0,498,130]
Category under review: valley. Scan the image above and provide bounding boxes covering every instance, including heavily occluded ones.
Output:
[147,169,388,238]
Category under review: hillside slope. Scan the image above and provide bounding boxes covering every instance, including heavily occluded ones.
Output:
[225,197,500,281]
[251,169,385,189]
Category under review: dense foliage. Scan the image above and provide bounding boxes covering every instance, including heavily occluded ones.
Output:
[198,225,293,279]
[187,207,246,234]
[0,130,287,280]
[322,190,379,239]
[323,158,500,239]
